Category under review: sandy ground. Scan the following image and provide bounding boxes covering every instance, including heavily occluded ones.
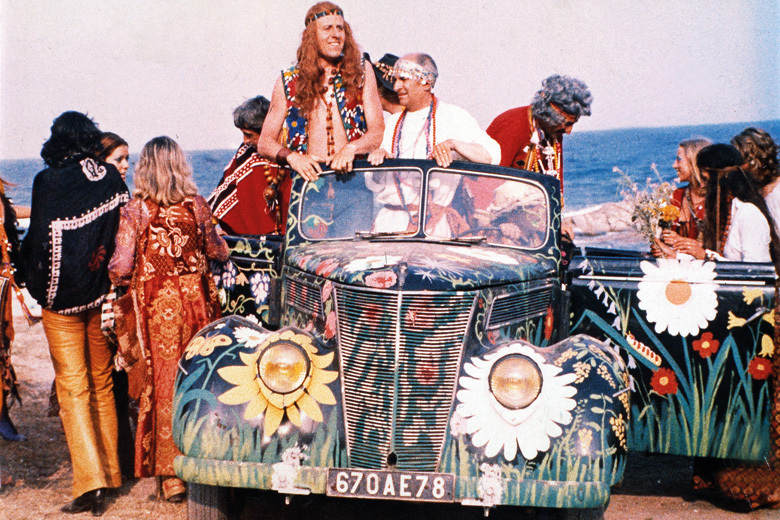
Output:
[1,298,777,520]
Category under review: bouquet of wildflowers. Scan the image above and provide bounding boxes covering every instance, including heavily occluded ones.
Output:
[615,164,677,244]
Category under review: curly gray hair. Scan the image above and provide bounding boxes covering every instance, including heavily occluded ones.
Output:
[531,75,592,128]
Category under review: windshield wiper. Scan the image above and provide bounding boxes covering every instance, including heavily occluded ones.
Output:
[450,235,487,244]
[355,230,406,239]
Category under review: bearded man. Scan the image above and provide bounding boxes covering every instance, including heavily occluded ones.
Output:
[487,75,592,188]
[258,2,383,181]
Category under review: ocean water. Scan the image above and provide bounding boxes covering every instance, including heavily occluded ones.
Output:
[3,119,779,238]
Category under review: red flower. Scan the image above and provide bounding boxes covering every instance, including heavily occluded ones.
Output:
[747,357,772,380]
[324,311,338,339]
[692,332,719,358]
[315,258,339,277]
[650,367,678,396]
[365,270,397,289]
[544,306,554,341]
[321,281,333,303]
[486,330,499,344]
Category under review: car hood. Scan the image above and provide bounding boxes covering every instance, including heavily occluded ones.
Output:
[286,240,557,291]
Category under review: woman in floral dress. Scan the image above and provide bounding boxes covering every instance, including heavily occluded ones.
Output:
[108,136,229,501]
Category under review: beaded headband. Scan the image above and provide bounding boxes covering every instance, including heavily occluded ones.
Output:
[305,7,344,26]
[551,103,579,123]
[392,59,438,87]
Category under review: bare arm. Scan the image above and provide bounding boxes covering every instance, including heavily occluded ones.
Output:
[329,61,385,172]
[431,139,493,168]
[258,76,324,181]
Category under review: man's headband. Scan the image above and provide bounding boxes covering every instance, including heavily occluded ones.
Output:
[551,103,579,123]
[392,59,438,87]
[305,7,344,26]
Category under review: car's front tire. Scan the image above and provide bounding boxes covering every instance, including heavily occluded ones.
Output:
[187,483,230,520]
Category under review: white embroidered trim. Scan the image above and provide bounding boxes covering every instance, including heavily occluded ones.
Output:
[80,157,107,181]
[47,192,130,308]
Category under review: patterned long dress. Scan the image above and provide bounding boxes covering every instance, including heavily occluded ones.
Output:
[109,195,228,477]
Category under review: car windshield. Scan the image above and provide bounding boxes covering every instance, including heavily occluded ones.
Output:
[299,167,549,249]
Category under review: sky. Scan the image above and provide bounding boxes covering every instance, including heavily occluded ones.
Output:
[1,0,778,160]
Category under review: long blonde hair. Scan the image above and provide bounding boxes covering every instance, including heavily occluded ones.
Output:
[677,138,712,194]
[133,136,198,205]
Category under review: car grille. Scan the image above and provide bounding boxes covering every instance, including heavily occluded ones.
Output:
[487,280,553,329]
[335,286,475,471]
[286,277,323,318]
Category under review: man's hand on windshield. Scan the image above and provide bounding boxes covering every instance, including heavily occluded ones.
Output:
[329,143,357,173]
[288,152,324,181]
[368,148,390,166]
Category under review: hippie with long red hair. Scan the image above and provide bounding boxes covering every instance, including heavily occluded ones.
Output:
[258,2,383,181]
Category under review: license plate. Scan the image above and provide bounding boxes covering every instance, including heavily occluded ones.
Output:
[326,469,454,502]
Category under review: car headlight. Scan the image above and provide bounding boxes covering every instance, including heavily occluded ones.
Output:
[489,354,542,409]
[257,342,310,394]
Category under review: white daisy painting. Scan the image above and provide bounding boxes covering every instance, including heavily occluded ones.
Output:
[455,343,577,461]
[636,258,718,337]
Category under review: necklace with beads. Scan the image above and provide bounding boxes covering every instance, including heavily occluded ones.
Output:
[321,68,339,157]
[391,95,438,158]
[262,162,288,234]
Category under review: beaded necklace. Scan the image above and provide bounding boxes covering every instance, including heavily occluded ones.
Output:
[524,111,562,184]
[322,70,338,157]
[391,95,438,158]
[684,187,705,239]
[262,163,289,234]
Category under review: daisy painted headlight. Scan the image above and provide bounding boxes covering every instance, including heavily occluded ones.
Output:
[636,258,718,337]
[456,342,576,461]
[258,342,310,394]
[489,354,542,409]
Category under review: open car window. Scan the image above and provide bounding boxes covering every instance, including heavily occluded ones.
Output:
[299,168,423,240]
[424,169,549,249]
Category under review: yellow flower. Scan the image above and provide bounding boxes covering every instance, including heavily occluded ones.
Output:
[573,361,591,384]
[759,334,775,357]
[763,309,775,326]
[659,204,680,223]
[597,365,616,388]
[554,348,577,367]
[727,311,747,330]
[610,414,627,450]
[217,329,338,437]
[742,288,764,305]
[185,334,232,360]
[577,429,593,456]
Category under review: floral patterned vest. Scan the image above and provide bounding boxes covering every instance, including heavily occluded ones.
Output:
[281,65,367,153]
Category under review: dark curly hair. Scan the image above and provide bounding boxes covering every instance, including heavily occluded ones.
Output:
[731,127,779,188]
[698,143,780,273]
[40,111,103,168]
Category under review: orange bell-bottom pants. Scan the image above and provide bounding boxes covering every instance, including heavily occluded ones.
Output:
[42,307,122,498]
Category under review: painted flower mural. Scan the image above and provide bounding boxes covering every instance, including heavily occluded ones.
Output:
[636,259,718,337]
[692,332,719,358]
[250,272,271,305]
[747,357,772,380]
[650,367,678,395]
[217,329,338,436]
[455,342,577,460]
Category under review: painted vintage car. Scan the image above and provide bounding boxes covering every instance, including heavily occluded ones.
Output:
[568,251,775,465]
[172,160,630,518]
